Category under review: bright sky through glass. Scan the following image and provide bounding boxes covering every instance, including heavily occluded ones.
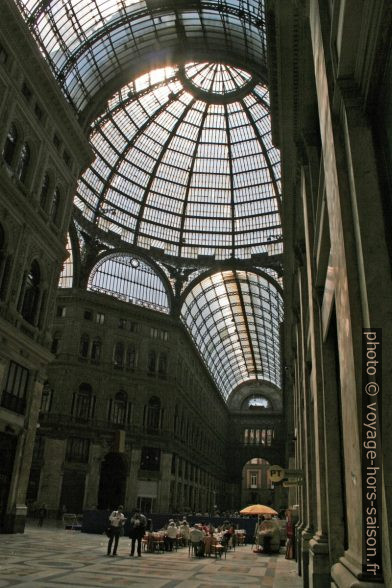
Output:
[76,63,281,261]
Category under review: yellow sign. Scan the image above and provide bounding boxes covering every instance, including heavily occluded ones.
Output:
[269,465,285,483]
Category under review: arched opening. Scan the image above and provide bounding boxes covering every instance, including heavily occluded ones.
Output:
[241,457,272,508]
[97,452,127,510]
[88,253,171,314]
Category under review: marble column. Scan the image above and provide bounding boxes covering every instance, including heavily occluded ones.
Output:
[158,452,172,512]
[84,444,102,509]
[125,447,141,510]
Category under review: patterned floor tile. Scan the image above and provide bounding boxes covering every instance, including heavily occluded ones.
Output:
[0,525,303,587]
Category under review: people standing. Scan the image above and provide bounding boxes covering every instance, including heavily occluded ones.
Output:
[129,508,147,557]
[107,505,126,556]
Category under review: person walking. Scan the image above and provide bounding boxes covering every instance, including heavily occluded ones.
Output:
[107,505,126,556]
[129,509,147,557]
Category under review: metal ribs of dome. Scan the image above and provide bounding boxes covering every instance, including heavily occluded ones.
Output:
[16,0,267,113]
[75,63,281,262]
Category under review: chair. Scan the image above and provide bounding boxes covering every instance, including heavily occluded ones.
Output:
[151,532,165,553]
[210,539,227,559]
[188,539,204,558]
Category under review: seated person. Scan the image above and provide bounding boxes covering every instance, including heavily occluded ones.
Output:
[179,520,190,545]
[189,524,205,557]
[165,521,178,551]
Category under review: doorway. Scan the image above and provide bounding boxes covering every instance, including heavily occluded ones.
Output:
[97,453,127,510]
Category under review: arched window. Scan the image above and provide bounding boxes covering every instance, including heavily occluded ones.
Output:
[20,261,40,324]
[3,124,17,166]
[126,344,137,369]
[109,390,127,425]
[73,383,93,419]
[79,334,89,358]
[88,253,170,313]
[147,350,156,373]
[91,338,101,363]
[50,187,61,224]
[40,173,50,209]
[113,342,124,368]
[248,396,271,409]
[16,142,30,183]
[146,396,161,430]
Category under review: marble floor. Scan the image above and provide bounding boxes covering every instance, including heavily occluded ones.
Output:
[0,524,303,588]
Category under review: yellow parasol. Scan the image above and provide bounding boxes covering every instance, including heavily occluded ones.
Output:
[239,504,278,516]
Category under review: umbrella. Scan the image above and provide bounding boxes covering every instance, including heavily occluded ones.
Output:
[239,504,278,516]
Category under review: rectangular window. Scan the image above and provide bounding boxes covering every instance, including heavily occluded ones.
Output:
[250,473,257,488]
[129,321,138,333]
[40,383,53,413]
[84,310,93,320]
[96,312,105,325]
[118,318,127,329]
[150,327,158,339]
[56,305,66,318]
[32,436,45,462]
[140,447,161,471]
[160,329,168,341]
[1,361,29,414]
[66,437,90,463]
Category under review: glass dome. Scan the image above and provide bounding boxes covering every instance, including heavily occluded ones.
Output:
[76,62,281,261]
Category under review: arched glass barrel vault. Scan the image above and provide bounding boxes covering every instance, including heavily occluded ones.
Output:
[18,0,284,402]
[181,270,283,400]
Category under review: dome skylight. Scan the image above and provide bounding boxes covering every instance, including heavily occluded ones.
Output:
[76,63,281,262]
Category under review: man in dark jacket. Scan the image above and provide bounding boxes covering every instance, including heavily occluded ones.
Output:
[129,509,147,557]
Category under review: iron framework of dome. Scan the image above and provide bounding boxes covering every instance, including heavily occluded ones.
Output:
[75,62,281,261]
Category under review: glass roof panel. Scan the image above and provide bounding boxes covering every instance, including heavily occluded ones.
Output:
[74,62,281,261]
[181,270,283,400]
[88,252,170,313]
[16,0,267,112]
